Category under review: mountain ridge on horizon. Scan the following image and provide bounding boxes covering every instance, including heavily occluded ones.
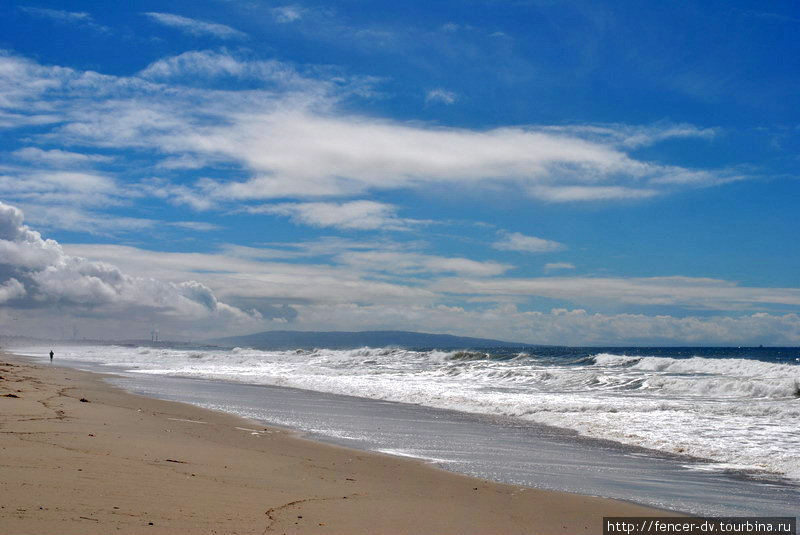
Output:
[209,329,532,350]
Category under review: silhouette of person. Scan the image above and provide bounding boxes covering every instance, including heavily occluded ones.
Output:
[49,350,54,362]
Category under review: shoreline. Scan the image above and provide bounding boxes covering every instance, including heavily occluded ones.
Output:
[95,358,800,518]
[0,352,678,534]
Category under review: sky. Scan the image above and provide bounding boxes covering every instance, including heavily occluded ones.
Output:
[0,0,799,345]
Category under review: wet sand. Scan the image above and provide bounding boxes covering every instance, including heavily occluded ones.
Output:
[0,353,677,534]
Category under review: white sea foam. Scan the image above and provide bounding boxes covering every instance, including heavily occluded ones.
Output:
[16,344,800,482]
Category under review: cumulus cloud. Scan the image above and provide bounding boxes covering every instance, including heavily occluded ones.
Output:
[143,12,247,40]
[57,239,800,344]
[493,232,565,253]
[0,43,793,345]
[0,201,260,336]
[0,278,26,303]
[66,240,800,315]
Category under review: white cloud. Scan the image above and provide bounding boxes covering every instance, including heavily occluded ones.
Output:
[0,164,144,235]
[529,185,660,202]
[538,123,717,149]
[251,200,410,230]
[55,238,800,344]
[169,221,222,232]
[19,7,109,33]
[290,303,800,345]
[0,50,736,208]
[272,5,304,23]
[269,236,420,257]
[649,169,744,187]
[63,243,439,306]
[28,171,115,193]
[69,238,800,313]
[143,180,217,211]
[544,262,575,271]
[20,7,91,23]
[0,46,794,344]
[63,238,511,303]
[0,110,60,129]
[219,244,302,261]
[155,154,209,170]
[3,49,785,340]
[430,275,800,310]
[139,50,304,87]
[194,110,669,201]
[440,23,462,32]
[337,251,513,277]
[136,50,381,102]
[0,171,123,213]
[0,278,26,303]
[143,12,247,40]
[493,232,565,253]
[0,172,110,196]
[12,147,112,166]
[17,205,156,236]
[426,88,457,105]
[0,201,259,336]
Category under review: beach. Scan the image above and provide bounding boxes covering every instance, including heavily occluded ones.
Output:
[0,352,676,534]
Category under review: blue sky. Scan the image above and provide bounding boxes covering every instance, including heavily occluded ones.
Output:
[0,0,798,344]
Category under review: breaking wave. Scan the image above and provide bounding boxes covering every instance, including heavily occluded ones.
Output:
[16,343,800,482]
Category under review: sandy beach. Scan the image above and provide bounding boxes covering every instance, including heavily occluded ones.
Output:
[0,353,676,534]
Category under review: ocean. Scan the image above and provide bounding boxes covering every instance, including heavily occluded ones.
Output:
[12,343,800,516]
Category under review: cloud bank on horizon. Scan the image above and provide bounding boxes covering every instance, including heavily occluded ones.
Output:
[0,202,261,337]
[0,1,798,344]
[2,200,798,344]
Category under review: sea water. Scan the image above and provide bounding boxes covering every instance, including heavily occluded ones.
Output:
[13,343,800,515]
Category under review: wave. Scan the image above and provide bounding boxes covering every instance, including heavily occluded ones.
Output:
[589,353,800,399]
[446,350,492,361]
[592,353,643,367]
[14,343,800,482]
[593,352,800,375]
[642,374,799,399]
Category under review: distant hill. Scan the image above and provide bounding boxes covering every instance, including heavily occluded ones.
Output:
[209,330,529,350]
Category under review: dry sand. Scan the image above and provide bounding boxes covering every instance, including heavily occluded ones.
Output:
[0,353,678,534]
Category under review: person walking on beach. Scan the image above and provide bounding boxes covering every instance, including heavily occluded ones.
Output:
[49,350,53,362]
